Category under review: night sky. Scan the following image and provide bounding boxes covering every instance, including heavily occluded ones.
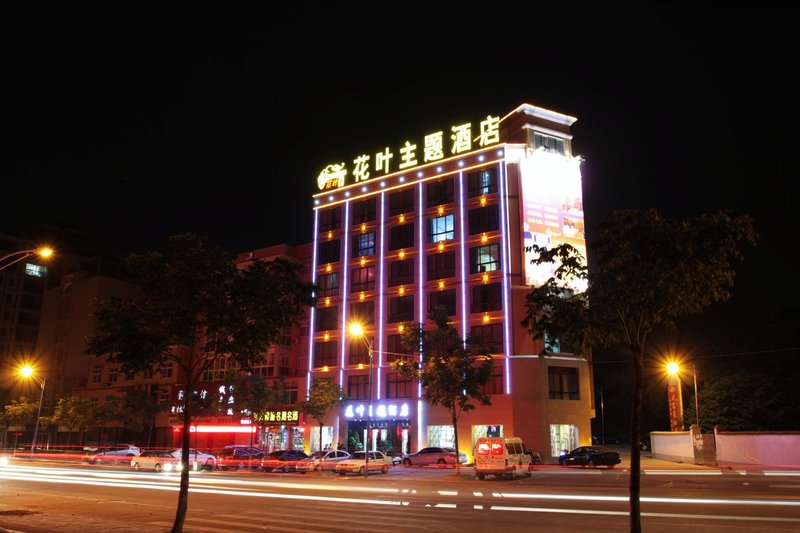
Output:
[4,5,798,337]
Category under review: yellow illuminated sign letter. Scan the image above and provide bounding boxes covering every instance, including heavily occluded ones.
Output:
[423,131,444,162]
[317,163,348,190]
[479,115,500,146]
[398,141,418,169]
[451,123,472,154]
[375,147,394,174]
[353,154,371,182]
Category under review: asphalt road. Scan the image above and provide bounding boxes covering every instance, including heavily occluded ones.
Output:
[1,453,799,533]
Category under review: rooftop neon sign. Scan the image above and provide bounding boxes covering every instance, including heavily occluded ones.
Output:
[317,114,501,190]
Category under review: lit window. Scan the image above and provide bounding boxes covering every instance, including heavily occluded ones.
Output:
[428,214,455,243]
[25,263,47,277]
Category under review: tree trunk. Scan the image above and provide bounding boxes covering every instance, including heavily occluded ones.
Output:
[629,347,643,533]
[451,413,461,476]
[320,422,325,451]
[172,349,193,533]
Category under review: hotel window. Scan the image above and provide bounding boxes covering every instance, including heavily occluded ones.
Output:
[428,214,454,243]
[318,272,339,297]
[352,232,375,257]
[142,368,153,380]
[548,366,579,400]
[349,301,374,325]
[91,367,102,384]
[388,259,414,287]
[319,206,342,232]
[348,374,369,400]
[348,337,372,366]
[479,365,504,395]
[470,323,503,352]
[427,251,455,280]
[426,178,454,207]
[470,244,500,273]
[159,362,173,379]
[158,390,169,404]
[388,295,414,323]
[353,197,377,225]
[108,367,119,384]
[385,334,412,362]
[468,205,499,235]
[389,188,414,216]
[350,266,375,292]
[389,223,415,250]
[314,340,337,368]
[316,306,338,331]
[284,381,299,404]
[204,357,227,381]
[386,372,412,398]
[318,239,341,264]
[532,132,566,155]
[471,283,502,313]
[467,168,498,197]
[429,288,457,316]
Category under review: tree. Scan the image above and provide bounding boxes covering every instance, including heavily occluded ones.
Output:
[119,389,167,447]
[48,396,101,447]
[393,306,494,475]
[300,378,345,452]
[521,209,756,533]
[2,397,39,427]
[85,233,315,533]
[232,372,287,450]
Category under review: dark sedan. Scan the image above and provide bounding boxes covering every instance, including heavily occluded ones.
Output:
[216,447,265,471]
[558,445,621,468]
[260,449,308,472]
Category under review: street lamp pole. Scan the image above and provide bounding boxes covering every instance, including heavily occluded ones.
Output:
[349,323,374,477]
[0,247,54,272]
[692,363,700,433]
[31,376,46,459]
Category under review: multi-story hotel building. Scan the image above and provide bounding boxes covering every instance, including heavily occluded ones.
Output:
[303,102,593,460]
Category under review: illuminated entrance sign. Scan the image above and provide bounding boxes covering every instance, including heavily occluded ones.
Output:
[316,114,501,190]
[344,402,410,419]
[253,410,300,426]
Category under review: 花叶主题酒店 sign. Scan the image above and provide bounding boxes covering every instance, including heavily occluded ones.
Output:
[316,114,501,191]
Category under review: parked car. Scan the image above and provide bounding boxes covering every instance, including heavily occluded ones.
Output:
[216,446,265,471]
[591,435,623,445]
[401,447,467,467]
[260,449,308,472]
[335,451,391,475]
[297,449,352,472]
[84,444,141,465]
[168,448,217,470]
[559,445,621,468]
[131,450,182,473]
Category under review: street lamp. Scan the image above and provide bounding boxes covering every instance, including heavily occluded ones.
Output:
[0,247,54,272]
[666,361,700,432]
[19,365,46,458]
[349,322,373,477]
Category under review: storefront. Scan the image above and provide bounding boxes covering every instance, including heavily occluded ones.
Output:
[341,400,411,455]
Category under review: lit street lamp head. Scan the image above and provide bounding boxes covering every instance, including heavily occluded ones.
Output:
[349,323,364,338]
[666,362,680,376]
[19,365,34,378]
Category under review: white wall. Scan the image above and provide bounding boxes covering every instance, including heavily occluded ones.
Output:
[651,431,693,463]
[715,431,800,466]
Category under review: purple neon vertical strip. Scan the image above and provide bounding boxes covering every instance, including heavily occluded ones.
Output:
[498,161,512,395]
[377,191,385,400]
[340,201,351,389]
[417,181,424,399]
[307,207,320,399]
[458,171,467,343]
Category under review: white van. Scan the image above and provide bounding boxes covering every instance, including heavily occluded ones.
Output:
[474,436,532,479]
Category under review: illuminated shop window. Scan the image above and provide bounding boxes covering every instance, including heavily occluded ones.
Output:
[428,214,454,242]
[427,425,455,448]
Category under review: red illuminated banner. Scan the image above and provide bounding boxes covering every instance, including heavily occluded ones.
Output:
[667,377,684,432]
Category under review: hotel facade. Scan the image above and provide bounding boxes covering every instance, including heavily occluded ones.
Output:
[302,102,593,460]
